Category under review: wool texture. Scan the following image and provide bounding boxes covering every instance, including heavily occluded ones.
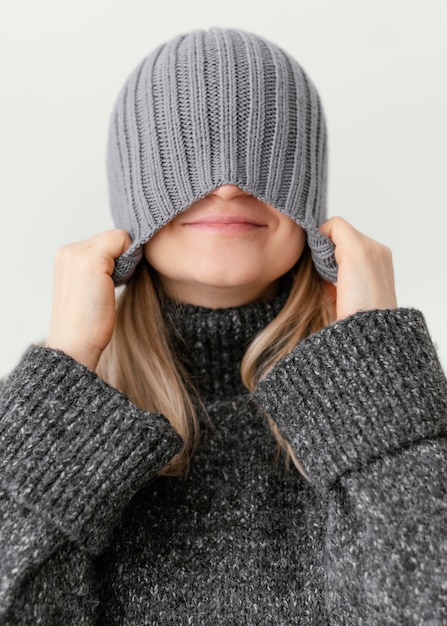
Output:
[1,299,447,624]
[107,27,337,286]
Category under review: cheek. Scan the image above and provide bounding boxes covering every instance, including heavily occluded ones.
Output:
[143,230,180,277]
[268,224,307,272]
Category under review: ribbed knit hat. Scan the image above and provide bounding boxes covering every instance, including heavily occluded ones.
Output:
[107,27,337,285]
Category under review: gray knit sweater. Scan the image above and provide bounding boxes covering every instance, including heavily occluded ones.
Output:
[0,296,446,625]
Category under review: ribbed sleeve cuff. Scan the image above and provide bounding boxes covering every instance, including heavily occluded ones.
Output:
[0,346,182,553]
[254,308,447,490]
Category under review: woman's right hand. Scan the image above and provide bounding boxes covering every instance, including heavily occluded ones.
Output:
[46,229,132,371]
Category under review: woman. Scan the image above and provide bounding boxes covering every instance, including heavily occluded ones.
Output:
[1,27,446,624]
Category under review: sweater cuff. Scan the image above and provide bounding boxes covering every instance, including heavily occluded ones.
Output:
[0,345,182,553]
[254,308,447,490]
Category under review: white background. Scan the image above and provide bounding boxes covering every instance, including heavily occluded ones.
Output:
[1,0,446,377]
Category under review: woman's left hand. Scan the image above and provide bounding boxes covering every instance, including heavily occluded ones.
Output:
[319,216,398,322]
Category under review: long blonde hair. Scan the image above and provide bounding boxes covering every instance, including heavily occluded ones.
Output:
[97,245,334,478]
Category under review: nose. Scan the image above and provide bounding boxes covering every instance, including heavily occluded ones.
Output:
[210,184,248,201]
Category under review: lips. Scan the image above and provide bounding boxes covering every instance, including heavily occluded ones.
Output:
[183,214,267,227]
[185,215,265,224]
[182,215,267,234]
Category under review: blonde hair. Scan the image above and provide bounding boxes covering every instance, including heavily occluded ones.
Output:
[97,246,334,478]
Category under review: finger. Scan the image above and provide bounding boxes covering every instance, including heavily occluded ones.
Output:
[319,216,362,245]
[319,217,381,269]
[82,230,133,276]
[84,229,132,259]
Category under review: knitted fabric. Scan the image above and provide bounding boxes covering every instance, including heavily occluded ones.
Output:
[107,27,337,285]
[1,303,447,623]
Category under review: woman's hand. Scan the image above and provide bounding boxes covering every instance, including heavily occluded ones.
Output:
[319,217,397,322]
[46,230,132,371]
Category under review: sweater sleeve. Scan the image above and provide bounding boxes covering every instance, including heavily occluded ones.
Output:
[253,308,447,624]
[0,345,182,622]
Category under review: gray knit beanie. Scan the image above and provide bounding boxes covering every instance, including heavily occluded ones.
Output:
[107,27,338,285]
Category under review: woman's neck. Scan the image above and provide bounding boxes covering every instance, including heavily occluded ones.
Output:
[156,278,279,309]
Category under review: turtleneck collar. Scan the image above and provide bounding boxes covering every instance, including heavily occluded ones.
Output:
[162,288,289,402]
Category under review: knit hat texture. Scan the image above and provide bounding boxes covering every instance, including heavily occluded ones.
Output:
[107,27,338,285]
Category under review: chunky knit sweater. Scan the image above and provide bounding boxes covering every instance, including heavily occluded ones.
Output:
[0,296,446,625]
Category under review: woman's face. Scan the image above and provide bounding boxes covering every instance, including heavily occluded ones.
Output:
[143,185,306,307]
